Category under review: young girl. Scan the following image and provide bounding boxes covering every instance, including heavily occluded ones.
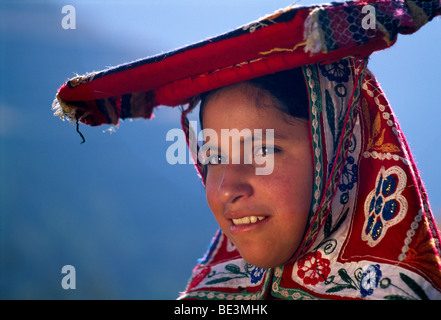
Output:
[199,69,313,270]
[53,0,441,299]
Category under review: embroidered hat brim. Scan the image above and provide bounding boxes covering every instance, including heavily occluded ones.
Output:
[53,0,440,127]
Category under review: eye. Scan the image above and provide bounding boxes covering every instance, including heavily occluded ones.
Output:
[254,145,279,158]
[256,146,269,157]
[206,153,227,165]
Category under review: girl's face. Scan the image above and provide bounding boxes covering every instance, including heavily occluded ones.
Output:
[202,83,313,268]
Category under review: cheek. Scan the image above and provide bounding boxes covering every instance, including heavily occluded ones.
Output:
[270,158,313,211]
[204,174,221,216]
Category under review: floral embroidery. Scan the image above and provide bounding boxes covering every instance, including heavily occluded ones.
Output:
[297,236,432,299]
[297,251,331,285]
[381,273,430,300]
[362,108,401,154]
[319,59,350,83]
[204,263,265,286]
[327,154,358,205]
[362,166,408,247]
[323,263,430,299]
[324,134,358,238]
[250,267,265,284]
[360,264,382,298]
[338,156,358,194]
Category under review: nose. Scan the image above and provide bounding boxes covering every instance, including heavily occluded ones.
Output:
[217,164,254,205]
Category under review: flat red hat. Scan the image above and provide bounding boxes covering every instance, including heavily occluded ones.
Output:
[53,0,440,127]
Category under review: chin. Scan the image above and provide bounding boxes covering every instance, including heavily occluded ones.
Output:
[238,241,304,268]
[240,252,288,269]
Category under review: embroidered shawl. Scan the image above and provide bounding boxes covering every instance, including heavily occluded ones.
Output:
[179,57,441,300]
[52,0,441,300]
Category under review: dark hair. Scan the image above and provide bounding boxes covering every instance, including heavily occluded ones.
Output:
[199,67,309,126]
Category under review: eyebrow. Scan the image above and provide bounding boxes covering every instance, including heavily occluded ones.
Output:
[258,130,286,140]
[202,129,287,148]
[245,129,288,142]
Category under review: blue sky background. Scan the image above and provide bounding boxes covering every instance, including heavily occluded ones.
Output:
[0,0,439,299]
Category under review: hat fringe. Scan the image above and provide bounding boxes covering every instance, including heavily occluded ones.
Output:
[304,7,326,55]
[52,94,76,123]
[52,93,90,124]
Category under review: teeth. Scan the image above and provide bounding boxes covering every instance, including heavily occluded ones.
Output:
[232,216,266,225]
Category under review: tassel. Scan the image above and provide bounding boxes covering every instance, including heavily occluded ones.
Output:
[304,7,326,55]
[76,119,86,144]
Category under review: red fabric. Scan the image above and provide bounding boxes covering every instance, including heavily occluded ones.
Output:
[179,59,441,300]
[57,6,392,110]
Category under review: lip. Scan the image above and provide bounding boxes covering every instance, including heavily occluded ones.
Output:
[229,215,270,235]
[224,209,268,220]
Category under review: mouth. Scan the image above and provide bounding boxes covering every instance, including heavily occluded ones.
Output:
[231,216,267,225]
[229,215,269,235]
